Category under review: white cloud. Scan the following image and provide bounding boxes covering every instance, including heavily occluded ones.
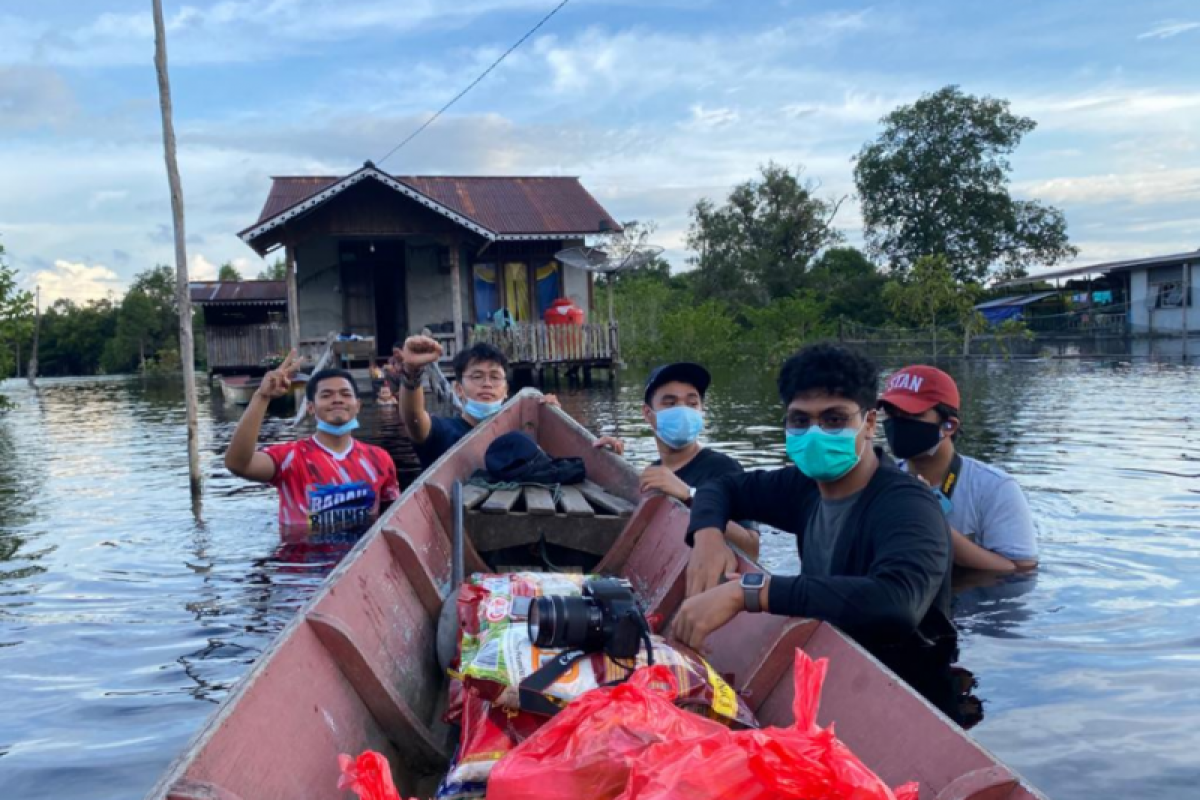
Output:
[1137,21,1200,40]
[190,254,219,281]
[32,260,123,304]
[1020,168,1200,206]
[685,104,740,130]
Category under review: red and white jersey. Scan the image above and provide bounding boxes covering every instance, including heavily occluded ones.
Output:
[263,437,400,530]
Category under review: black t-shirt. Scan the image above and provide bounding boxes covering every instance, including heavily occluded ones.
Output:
[413,415,473,469]
[656,447,744,488]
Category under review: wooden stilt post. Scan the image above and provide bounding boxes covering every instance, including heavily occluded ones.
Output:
[153,0,203,501]
[448,239,464,353]
[27,285,40,387]
[285,243,300,353]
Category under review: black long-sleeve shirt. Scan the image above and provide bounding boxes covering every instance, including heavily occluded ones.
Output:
[688,451,958,706]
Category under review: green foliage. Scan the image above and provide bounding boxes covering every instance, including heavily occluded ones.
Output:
[805,247,890,326]
[38,297,119,376]
[687,162,843,306]
[654,301,741,364]
[883,254,979,332]
[0,239,35,381]
[257,258,287,281]
[609,272,691,364]
[101,265,180,374]
[854,85,1077,282]
[218,262,243,281]
[740,291,835,364]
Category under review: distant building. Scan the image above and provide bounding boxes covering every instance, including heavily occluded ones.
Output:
[234,162,622,371]
[994,250,1199,337]
[189,280,287,374]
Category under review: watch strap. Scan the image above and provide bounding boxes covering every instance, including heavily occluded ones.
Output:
[742,575,762,613]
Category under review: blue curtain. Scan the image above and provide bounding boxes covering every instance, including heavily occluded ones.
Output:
[536,261,561,318]
[473,264,499,323]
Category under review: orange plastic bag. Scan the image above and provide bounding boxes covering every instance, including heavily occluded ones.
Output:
[487,650,919,800]
[337,750,418,800]
[486,665,727,800]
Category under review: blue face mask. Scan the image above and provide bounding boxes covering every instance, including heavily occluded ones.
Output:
[654,406,704,450]
[465,398,503,422]
[316,418,360,436]
[785,417,866,482]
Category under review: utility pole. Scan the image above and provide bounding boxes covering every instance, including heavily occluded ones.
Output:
[27,285,40,387]
[153,0,203,500]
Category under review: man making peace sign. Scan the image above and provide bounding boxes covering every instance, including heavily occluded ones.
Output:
[224,352,400,531]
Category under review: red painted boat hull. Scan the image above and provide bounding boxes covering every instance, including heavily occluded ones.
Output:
[147,390,1045,800]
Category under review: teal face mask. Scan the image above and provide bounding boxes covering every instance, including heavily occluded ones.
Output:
[785,418,866,482]
[654,406,704,450]
[316,418,360,436]
[465,398,503,421]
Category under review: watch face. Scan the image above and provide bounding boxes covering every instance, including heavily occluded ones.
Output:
[742,573,765,588]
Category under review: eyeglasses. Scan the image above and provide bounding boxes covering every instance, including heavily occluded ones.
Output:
[784,408,867,433]
[465,370,507,385]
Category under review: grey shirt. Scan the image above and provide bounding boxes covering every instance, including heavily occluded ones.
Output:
[801,490,863,577]
[899,454,1038,562]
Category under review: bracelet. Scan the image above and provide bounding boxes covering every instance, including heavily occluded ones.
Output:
[401,368,422,390]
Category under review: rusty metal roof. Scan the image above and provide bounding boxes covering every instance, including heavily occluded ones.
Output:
[189,281,287,305]
[246,169,621,242]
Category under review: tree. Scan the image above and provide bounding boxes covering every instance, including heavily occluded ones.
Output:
[687,162,843,306]
[101,265,178,373]
[805,247,891,326]
[218,261,243,281]
[39,297,119,376]
[854,86,1076,283]
[257,257,287,281]
[883,255,979,354]
[0,239,35,383]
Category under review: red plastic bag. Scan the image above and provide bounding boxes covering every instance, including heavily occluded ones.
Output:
[337,750,412,800]
[488,650,919,800]
[486,665,728,800]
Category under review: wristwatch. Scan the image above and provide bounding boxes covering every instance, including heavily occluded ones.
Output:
[740,573,766,613]
[685,486,697,506]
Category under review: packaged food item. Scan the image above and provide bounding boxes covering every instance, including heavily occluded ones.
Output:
[460,627,756,728]
[337,750,418,800]
[435,693,541,800]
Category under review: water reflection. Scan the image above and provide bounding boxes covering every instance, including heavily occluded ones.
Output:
[1,360,1199,800]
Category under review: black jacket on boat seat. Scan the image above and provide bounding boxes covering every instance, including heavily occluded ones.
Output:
[687,449,958,715]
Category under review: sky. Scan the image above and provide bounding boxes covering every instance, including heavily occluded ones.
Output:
[1,0,1198,303]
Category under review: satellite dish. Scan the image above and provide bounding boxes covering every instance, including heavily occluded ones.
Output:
[555,232,665,275]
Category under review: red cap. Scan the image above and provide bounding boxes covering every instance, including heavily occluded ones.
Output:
[879,366,960,415]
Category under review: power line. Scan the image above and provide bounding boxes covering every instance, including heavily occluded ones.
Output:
[377,0,573,167]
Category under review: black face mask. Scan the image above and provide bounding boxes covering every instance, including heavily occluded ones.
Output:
[883,417,944,460]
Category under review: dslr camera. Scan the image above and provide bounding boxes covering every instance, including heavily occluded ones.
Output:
[527,577,647,660]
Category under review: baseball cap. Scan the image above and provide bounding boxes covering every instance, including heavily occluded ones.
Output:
[878,365,960,415]
[644,362,711,404]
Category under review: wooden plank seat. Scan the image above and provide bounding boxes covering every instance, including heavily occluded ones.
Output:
[462,483,632,556]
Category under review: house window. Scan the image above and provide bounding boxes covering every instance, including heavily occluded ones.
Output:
[503,262,532,322]
[472,263,500,323]
[535,261,562,318]
[1148,265,1191,309]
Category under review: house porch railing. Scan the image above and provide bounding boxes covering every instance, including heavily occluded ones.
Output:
[467,321,618,366]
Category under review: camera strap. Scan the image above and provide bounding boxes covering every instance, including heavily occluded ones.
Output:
[518,649,589,717]
[941,453,963,500]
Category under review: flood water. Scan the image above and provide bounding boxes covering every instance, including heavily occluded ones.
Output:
[1,359,1198,800]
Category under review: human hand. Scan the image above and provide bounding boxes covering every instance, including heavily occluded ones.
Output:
[257,350,298,400]
[670,577,743,650]
[401,335,443,372]
[640,464,690,502]
[592,435,626,456]
[685,528,739,597]
[540,394,561,409]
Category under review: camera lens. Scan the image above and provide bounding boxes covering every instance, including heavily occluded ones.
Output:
[528,595,599,650]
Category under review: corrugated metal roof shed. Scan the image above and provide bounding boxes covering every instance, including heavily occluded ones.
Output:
[997,251,1200,288]
[974,291,1059,310]
[249,173,619,236]
[189,281,287,305]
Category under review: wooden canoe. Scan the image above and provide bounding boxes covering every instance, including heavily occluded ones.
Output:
[219,375,262,405]
[147,389,1045,800]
